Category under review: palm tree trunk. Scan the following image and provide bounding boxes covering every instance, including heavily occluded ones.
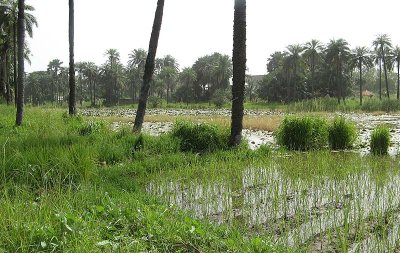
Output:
[5,48,11,105]
[68,0,76,115]
[133,0,165,132]
[379,58,382,100]
[13,22,17,107]
[16,0,25,126]
[382,48,390,98]
[397,59,400,100]
[359,61,362,105]
[229,0,246,147]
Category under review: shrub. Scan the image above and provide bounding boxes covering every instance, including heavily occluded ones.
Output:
[328,117,357,150]
[276,116,328,151]
[171,121,229,153]
[370,125,390,155]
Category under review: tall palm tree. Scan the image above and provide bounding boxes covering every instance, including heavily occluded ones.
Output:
[179,67,196,104]
[391,46,400,100]
[15,0,24,126]
[229,0,246,147]
[68,0,76,114]
[133,0,165,132]
[350,47,373,105]
[303,39,323,95]
[284,44,304,101]
[373,34,392,99]
[0,0,36,105]
[325,38,350,103]
[128,49,147,102]
[47,59,63,103]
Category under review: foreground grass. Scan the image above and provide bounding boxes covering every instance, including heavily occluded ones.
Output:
[0,105,292,252]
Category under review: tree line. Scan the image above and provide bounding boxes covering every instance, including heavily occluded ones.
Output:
[258,35,400,105]
[1,0,248,147]
[23,51,234,107]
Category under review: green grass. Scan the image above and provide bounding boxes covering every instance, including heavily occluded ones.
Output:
[276,116,328,151]
[328,117,357,150]
[0,105,293,252]
[370,125,391,155]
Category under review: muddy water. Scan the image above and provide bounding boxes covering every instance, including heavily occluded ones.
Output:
[147,166,400,252]
[93,109,400,154]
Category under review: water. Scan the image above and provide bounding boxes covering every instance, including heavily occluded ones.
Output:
[147,165,400,251]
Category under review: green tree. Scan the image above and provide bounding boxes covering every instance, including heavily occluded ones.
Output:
[134,0,165,132]
[159,66,177,103]
[128,49,147,102]
[177,67,196,104]
[391,46,400,100]
[373,34,392,99]
[303,39,323,95]
[350,47,373,105]
[229,0,246,147]
[284,44,304,101]
[325,39,351,103]
[47,59,63,103]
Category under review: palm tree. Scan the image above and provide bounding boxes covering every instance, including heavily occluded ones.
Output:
[373,34,392,99]
[179,67,196,104]
[325,39,350,103]
[350,47,373,105]
[303,39,323,95]
[15,0,24,126]
[284,44,304,101]
[159,66,177,103]
[0,0,37,105]
[128,49,147,102]
[391,46,400,100]
[68,0,76,115]
[229,0,246,147]
[133,0,165,132]
[47,59,63,103]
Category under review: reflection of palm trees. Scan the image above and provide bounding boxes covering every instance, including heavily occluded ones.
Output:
[373,34,392,99]
[350,47,373,105]
[134,0,165,132]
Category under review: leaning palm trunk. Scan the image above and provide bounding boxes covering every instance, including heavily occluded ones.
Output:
[68,0,76,115]
[229,0,247,147]
[133,0,165,132]
[379,58,382,100]
[16,0,25,126]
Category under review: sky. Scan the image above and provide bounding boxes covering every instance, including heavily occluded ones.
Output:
[27,0,400,75]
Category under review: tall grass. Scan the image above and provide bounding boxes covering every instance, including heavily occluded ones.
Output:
[370,125,391,155]
[328,117,357,150]
[276,116,328,151]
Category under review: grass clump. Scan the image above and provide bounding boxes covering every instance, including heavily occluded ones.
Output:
[370,125,391,155]
[276,116,328,151]
[171,121,230,153]
[328,117,357,150]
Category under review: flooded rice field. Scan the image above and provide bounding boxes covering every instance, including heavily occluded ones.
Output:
[147,164,400,252]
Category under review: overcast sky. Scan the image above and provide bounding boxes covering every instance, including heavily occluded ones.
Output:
[27,0,400,75]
